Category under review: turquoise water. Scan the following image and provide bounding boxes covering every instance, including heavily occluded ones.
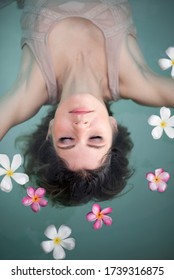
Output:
[0,0,174,260]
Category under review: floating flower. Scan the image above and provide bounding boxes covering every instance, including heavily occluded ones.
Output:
[158,47,174,78]
[148,107,174,139]
[86,203,112,230]
[146,168,170,192]
[41,225,75,260]
[22,186,48,213]
[0,154,29,192]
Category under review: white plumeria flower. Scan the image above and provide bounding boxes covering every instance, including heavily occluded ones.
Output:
[0,154,29,192]
[148,107,174,139]
[41,225,75,260]
[158,47,174,78]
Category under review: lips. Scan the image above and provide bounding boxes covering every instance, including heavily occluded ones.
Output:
[69,109,94,114]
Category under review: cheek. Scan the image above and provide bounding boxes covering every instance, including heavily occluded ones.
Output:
[96,118,112,133]
[53,118,71,135]
[100,123,113,144]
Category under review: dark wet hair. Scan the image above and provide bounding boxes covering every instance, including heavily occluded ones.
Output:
[17,104,134,206]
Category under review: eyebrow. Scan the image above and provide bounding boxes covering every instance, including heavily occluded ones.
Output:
[57,144,106,150]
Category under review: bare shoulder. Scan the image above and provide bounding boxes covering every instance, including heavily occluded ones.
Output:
[118,34,155,104]
[15,45,48,104]
[119,35,174,107]
[0,45,49,140]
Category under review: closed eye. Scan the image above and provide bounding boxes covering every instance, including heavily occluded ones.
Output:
[90,136,102,139]
[58,137,75,145]
[57,144,106,150]
[57,136,105,149]
[59,137,74,141]
[89,136,103,143]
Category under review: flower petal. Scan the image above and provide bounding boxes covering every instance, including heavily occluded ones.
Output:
[92,203,101,215]
[0,175,13,192]
[159,171,170,182]
[86,212,96,222]
[31,202,40,212]
[61,238,75,250]
[27,186,35,197]
[41,240,54,253]
[39,198,48,207]
[155,168,164,177]
[93,219,103,230]
[53,245,65,260]
[148,182,158,191]
[11,154,22,171]
[0,167,7,176]
[58,225,71,240]
[146,172,155,182]
[151,126,163,139]
[35,187,46,197]
[102,215,112,226]
[167,116,174,127]
[166,47,174,60]
[160,107,171,120]
[157,181,167,192]
[101,207,112,215]
[0,154,10,170]
[164,127,174,138]
[44,225,58,240]
[22,196,33,206]
[12,173,29,185]
[158,58,172,70]
[148,115,161,126]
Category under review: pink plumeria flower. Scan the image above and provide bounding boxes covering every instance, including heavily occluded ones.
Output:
[22,186,48,212]
[146,168,170,192]
[86,203,112,230]
[158,47,174,78]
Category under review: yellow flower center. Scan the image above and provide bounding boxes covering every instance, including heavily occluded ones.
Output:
[96,212,103,219]
[6,169,14,177]
[153,176,161,183]
[54,237,61,245]
[171,60,174,66]
[32,195,40,203]
[160,121,167,128]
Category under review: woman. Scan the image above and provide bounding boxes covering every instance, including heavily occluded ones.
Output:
[0,0,174,205]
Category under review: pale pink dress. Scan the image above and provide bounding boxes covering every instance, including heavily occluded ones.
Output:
[21,0,136,104]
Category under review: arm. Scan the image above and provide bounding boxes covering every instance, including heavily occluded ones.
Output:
[0,45,48,140]
[119,35,174,107]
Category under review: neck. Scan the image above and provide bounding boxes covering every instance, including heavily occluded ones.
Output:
[58,52,111,102]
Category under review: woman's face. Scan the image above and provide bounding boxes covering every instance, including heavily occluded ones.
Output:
[50,94,117,171]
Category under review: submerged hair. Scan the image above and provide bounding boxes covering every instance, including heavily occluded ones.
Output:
[17,105,134,206]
